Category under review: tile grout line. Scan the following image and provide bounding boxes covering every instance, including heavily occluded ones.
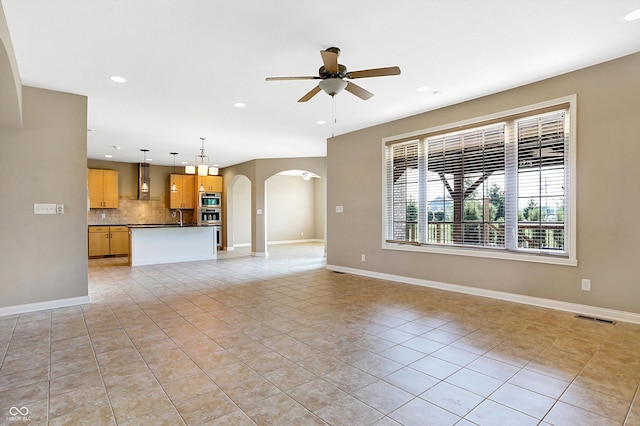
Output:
[624,381,640,425]
[47,309,53,425]
[80,303,118,425]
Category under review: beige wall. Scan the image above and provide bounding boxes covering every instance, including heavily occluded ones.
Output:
[231,175,252,246]
[266,174,322,243]
[0,3,22,129]
[222,157,326,254]
[0,86,88,309]
[327,52,640,315]
[231,173,323,246]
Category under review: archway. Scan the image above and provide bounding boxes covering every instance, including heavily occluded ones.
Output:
[226,174,251,251]
[265,170,324,249]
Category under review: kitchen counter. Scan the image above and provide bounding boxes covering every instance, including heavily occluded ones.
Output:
[128,225,216,266]
[127,223,199,228]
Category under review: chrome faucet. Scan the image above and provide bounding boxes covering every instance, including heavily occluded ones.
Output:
[173,209,183,226]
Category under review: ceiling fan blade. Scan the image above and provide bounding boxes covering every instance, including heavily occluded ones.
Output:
[345,81,374,100]
[347,66,401,79]
[320,50,339,74]
[298,85,322,102]
[266,76,318,81]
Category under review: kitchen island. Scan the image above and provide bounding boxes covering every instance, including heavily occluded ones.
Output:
[128,224,217,266]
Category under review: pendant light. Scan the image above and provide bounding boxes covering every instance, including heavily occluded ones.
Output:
[185,137,219,176]
[140,149,149,193]
[170,152,178,193]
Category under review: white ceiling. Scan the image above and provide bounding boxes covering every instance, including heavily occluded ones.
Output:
[3,0,640,167]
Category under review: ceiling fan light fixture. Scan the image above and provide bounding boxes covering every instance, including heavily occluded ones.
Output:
[319,78,348,97]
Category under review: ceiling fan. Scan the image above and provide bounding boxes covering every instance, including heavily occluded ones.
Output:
[266,47,401,102]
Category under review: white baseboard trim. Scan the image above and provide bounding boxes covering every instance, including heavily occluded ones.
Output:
[0,295,91,317]
[326,265,640,325]
[268,239,324,245]
[235,240,324,250]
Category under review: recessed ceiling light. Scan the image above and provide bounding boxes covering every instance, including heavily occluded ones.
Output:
[110,75,127,83]
[234,102,246,108]
[432,90,443,96]
[317,120,327,125]
[105,154,113,158]
[624,8,640,21]
[181,161,188,165]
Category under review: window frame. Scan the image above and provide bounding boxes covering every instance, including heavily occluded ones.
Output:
[381,95,577,266]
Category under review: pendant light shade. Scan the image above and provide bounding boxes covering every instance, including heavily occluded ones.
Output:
[140,149,149,193]
[138,149,150,200]
[185,137,219,176]
[170,152,178,193]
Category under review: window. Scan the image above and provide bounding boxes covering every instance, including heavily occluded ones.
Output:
[384,97,576,265]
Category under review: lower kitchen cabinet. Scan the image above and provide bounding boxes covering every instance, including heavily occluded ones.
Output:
[89,226,129,257]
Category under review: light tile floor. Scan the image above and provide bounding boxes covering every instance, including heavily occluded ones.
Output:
[1,243,640,425]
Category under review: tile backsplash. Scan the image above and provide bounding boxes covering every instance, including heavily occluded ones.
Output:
[87,196,195,225]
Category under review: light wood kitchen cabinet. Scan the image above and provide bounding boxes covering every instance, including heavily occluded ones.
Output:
[109,226,129,255]
[169,174,195,209]
[196,175,223,193]
[88,226,110,257]
[88,169,118,208]
[89,226,129,257]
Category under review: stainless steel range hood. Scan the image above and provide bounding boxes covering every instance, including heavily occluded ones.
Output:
[138,162,150,200]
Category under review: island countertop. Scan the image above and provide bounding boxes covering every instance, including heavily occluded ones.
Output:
[127,223,200,228]
[128,225,217,266]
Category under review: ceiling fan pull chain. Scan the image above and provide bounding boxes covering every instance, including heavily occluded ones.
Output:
[332,96,337,138]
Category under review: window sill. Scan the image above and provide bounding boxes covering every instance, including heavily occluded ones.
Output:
[382,242,577,266]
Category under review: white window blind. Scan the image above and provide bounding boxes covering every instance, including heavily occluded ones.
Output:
[387,140,420,242]
[425,124,505,247]
[385,105,571,259]
[515,110,568,252]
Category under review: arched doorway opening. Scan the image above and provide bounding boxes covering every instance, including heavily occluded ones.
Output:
[265,170,324,248]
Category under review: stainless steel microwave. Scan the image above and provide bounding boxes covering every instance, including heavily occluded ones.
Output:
[200,192,221,207]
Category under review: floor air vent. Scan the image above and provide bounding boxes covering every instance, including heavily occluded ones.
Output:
[575,314,616,325]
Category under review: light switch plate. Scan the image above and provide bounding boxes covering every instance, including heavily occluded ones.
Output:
[336,206,344,213]
[34,203,57,214]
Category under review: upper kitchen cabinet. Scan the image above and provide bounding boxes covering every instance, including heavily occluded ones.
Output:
[169,174,195,209]
[196,175,223,193]
[88,169,118,208]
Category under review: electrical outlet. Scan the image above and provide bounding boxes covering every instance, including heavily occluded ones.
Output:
[361,254,366,262]
[581,279,591,291]
[101,213,106,219]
